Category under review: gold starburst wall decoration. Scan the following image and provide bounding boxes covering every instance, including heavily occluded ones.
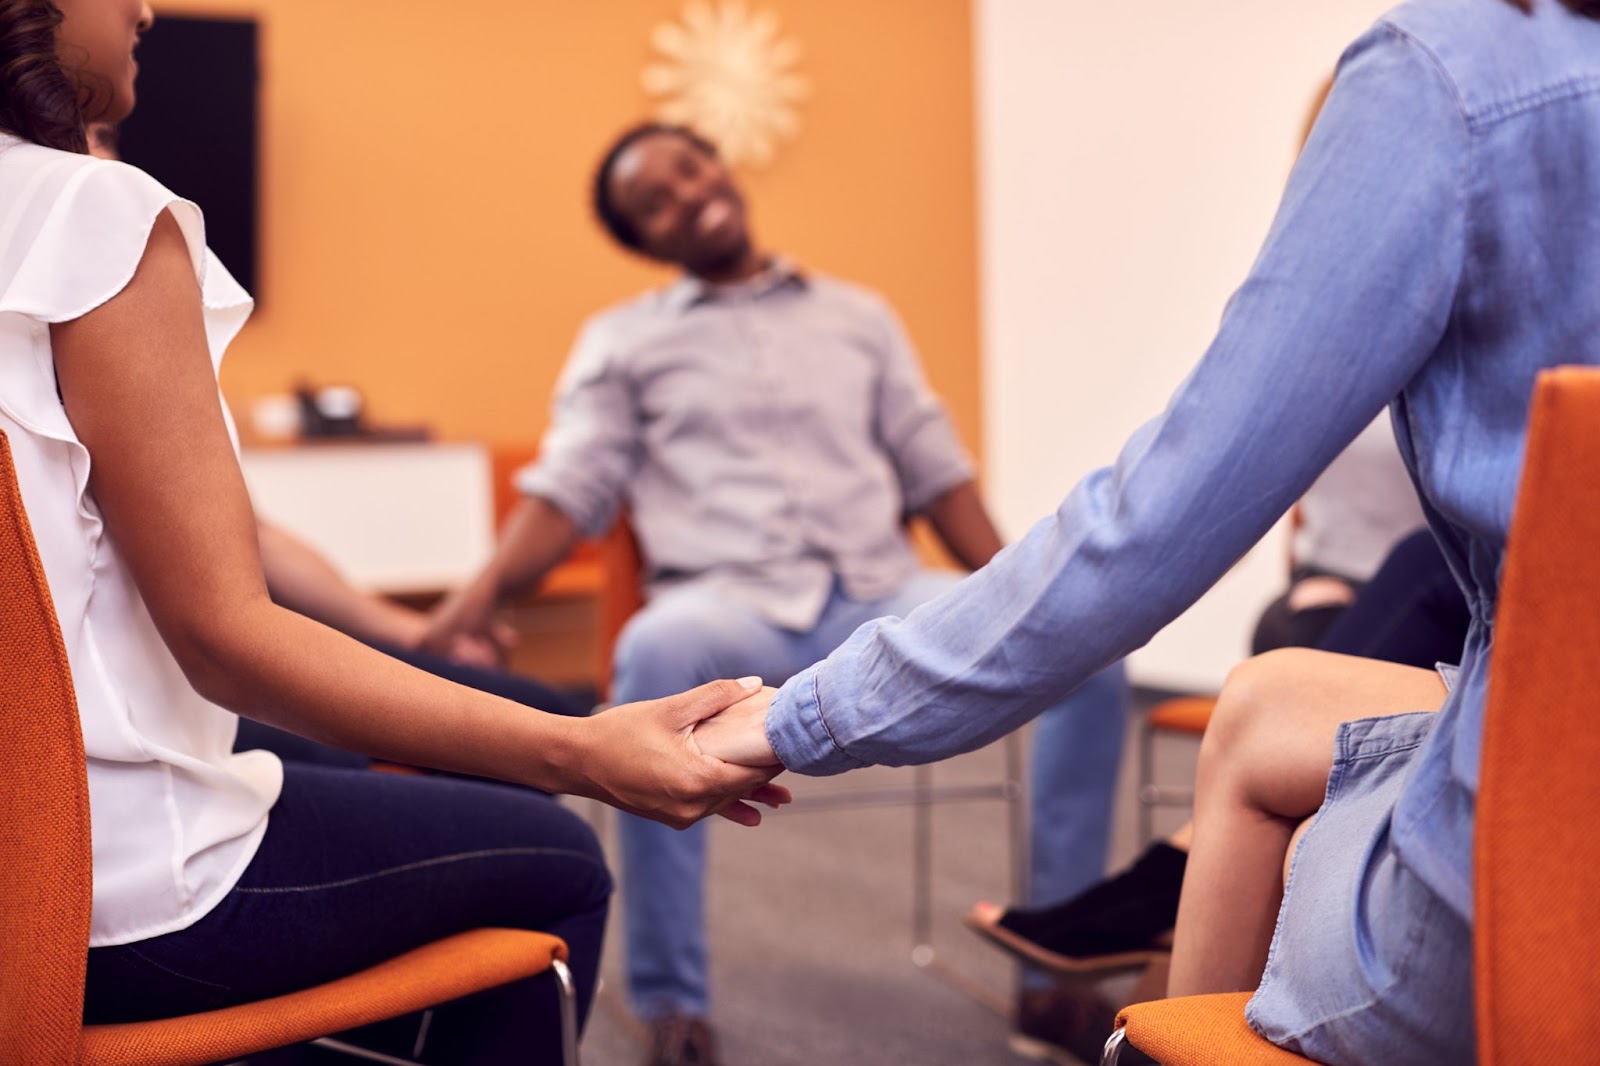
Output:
[642,1,810,169]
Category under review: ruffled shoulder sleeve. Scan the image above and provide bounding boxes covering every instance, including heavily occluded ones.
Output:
[0,141,251,350]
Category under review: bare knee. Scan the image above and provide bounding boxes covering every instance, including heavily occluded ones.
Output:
[1199,648,1322,772]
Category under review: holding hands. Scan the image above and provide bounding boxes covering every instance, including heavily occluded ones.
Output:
[580,677,790,828]
[693,684,781,768]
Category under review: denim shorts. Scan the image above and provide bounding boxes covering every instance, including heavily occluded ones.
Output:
[1245,711,1475,1065]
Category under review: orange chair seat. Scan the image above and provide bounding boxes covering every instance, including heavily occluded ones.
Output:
[1147,696,1217,735]
[80,928,567,1066]
[1116,992,1310,1065]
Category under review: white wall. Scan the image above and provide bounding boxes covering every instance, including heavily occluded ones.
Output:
[974,0,1393,692]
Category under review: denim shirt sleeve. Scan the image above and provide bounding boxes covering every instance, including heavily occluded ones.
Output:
[768,23,1471,774]
[514,316,642,538]
[867,296,977,513]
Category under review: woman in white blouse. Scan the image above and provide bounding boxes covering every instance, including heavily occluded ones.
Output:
[0,0,785,1056]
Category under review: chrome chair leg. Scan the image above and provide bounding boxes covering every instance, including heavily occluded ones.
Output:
[1137,711,1155,846]
[552,955,581,1066]
[307,961,580,1066]
[309,1037,428,1065]
[1101,1026,1128,1064]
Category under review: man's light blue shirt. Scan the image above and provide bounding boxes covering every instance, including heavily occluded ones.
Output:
[767,0,1600,924]
[518,263,974,630]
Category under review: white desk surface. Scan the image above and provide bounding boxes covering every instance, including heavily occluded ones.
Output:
[240,441,494,595]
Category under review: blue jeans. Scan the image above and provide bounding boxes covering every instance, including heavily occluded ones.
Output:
[612,572,1127,1018]
[83,764,612,1064]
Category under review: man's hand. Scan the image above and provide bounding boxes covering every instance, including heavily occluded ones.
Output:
[694,685,780,768]
[579,678,791,829]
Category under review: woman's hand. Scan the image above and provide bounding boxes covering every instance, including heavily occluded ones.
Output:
[693,685,781,768]
[578,678,790,829]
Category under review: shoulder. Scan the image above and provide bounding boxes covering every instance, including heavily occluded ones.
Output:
[0,138,182,227]
[569,284,696,362]
[1368,0,1600,125]
[0,139,209,322]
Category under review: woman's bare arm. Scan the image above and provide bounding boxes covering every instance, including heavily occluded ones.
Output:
[50,211,777,827]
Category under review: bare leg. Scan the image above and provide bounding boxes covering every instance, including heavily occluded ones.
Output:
[1164,649,1444,997]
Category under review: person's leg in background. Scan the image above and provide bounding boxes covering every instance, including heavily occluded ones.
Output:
[609,583,811,1066]
[83,764,612,1065]
[1249,574,1353,655]
[1315,529,1469,669]
[1013,660,1129,1062]
[1025,661,1129,924]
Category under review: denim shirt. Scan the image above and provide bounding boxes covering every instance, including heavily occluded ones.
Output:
[517,264,974,630]
[767,0,1600,924]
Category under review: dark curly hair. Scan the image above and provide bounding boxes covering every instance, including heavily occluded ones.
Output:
[591,122,719,253]
[0,0,86,153]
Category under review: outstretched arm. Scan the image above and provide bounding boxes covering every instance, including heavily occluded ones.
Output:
[427,316,640,652]
[760,24,1469,776]
[53,210,779,827]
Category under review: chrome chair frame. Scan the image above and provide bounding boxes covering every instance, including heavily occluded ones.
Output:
[290,957,579,1066]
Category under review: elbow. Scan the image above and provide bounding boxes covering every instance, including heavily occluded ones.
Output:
[161,596,277,712]
[170,628,248,710]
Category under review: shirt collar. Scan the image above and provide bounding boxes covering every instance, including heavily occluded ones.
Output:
[661,257,808,314]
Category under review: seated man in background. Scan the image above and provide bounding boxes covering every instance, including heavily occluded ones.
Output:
[427,122,1128,1066]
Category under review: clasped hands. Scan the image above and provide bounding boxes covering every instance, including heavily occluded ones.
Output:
[581,676,788,830]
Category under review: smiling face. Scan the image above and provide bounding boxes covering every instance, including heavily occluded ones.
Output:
[606,130,755,279]
[53,0,153,125]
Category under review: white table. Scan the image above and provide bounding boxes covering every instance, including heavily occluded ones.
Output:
[240,441,494,596]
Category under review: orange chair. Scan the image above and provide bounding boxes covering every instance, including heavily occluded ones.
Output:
[0,428,580,1066]
[490,443,634,698]
[1102,367,1600,1064]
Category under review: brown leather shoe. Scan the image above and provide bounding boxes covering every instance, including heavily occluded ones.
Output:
[1009,981,1120,1065]
[642,1015,719,1066]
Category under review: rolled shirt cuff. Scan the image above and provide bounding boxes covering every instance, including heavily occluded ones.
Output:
[898,443,976,514]
[766,663,868,777]
[513,464,617,540]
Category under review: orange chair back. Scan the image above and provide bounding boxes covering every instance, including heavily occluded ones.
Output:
[596,520,646,701]
[489,443,538,531]
[1475,368,1600,1062]
[489,443,645,700]
[0,429,95,1063]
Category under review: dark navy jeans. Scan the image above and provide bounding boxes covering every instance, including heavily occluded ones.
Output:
[83,763,611,1063]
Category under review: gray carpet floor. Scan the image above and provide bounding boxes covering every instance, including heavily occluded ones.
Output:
[574,694,1202,1066]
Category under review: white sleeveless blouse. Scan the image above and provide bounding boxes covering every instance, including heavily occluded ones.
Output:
[0,133,281,947]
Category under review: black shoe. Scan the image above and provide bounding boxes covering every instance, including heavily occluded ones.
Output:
[642,1015,719,1066]
[966,842,1187,975]
[1009,981,1121,1065]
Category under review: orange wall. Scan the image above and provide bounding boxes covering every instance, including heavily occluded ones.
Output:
[155,0,982,455]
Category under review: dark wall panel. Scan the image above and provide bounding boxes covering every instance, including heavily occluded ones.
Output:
[119,16,260,299]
